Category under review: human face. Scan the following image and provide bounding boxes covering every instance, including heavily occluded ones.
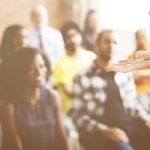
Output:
[14,28,29,49]
[27,54,47,87]
[66,29,82,51]
[32,7,48,28]
[96,32,117,62]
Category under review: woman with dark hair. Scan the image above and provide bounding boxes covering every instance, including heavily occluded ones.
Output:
[0,25,29,60]
[0,47,70,150]
[83,10,100,51]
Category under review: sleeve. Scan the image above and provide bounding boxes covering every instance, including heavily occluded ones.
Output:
[124,73,150,121]
[56,31,65,56]
[52,59,69,85]
[70,75,108,133]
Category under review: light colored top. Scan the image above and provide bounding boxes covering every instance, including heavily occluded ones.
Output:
[29,26,65,68]
[52,49,96,113]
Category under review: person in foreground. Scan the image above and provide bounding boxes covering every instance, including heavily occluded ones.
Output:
[107,50,150,72]
[0,47,70,150]
[70,30,150,150]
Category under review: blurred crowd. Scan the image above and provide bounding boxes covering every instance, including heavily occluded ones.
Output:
[0,4,150,150]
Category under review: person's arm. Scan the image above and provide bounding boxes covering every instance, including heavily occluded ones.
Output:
[49,90,70,150]
[52,59,73,98]
[107,50,150,72]
[70,75,129,143]
[0,102,23,150]
[57,84,73,97]
[107,58,150,72]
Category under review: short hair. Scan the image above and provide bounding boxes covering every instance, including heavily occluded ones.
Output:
[0,47,47,101]
[0,25,24,60]
[31,4,48,17]
[61,21,81,42]
[96,30,113,44]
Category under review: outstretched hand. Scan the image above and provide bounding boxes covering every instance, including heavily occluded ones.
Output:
[107,50,150,72]
[107,58,146,72]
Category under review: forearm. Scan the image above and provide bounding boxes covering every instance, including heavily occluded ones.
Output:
[56,115,70,150]
[71,111,108,132]
[2,133,23,150]
[56,124,70,150]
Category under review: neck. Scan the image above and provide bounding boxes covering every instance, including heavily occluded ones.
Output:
[90,27,98,36]
[66,47,81,57]
[96,57,110,71]
[23,86,40,104]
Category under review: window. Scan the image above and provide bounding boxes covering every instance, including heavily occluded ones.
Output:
[99,0,150,31]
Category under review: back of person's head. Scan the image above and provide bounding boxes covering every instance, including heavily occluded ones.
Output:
[0,47,45,101]
[0,25,27,60]
[84,9,98,33]
[61,21,81,42]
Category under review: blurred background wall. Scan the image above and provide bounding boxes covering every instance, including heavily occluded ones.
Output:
[0,0,150,58]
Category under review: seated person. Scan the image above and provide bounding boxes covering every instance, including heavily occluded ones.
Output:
[0,48,70,150]
[52,21,96,114]
[70,30,150,150]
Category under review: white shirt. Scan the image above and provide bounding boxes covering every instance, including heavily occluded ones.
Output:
[29,26,65,68]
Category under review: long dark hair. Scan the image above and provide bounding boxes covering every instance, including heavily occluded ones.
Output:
[0,47,46,101]
[0,25,25,60]
[84,9,97,34]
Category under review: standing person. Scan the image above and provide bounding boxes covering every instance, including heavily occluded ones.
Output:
[71,30,150,150]
[29,4,65,69]
[0,25,29,60]
[0,47,70,150]
[83,9,100,51]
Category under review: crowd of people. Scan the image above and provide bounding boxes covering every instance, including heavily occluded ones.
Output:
[0,4,150,150]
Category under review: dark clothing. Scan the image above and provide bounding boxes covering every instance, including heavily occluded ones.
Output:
[13,86,56,150]
[83,33,96,51]
[71,62,150,150]
[101,72,134,135]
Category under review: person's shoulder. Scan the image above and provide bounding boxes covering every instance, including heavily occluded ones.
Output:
[54,53,69,67]
[115,72,135,85]
[28,27,37,33]
[80,49,96,59]
[116,71,134,78]
[76,62,95,78]
[47,27,62,35]
[43,86,61,108]
[57,53,68,61]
